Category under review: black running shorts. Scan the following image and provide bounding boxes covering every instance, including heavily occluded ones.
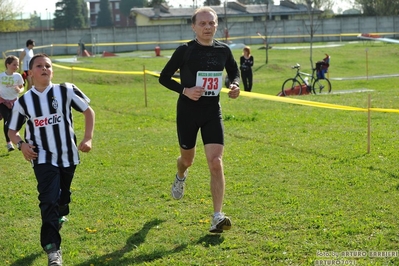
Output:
[176,100,224,150]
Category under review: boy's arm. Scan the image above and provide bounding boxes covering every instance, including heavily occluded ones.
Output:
[8,129,38,161]
[8,129,22,146]
[78,106,95,153]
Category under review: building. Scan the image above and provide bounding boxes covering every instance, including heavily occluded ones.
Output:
[130,0,323,27]
[86,0,135,27]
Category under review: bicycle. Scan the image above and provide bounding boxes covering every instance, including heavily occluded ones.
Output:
[281,63,332,96]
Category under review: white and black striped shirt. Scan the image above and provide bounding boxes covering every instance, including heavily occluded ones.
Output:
[8,82,90,167]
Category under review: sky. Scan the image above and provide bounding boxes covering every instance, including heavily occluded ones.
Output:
[16,0,193,19]
[17,0,194,16]
[17,0,354,19]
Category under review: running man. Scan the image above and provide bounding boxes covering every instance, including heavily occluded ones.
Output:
[159,7,240,233]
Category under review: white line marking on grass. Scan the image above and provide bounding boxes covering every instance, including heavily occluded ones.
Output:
[329,89,374,94]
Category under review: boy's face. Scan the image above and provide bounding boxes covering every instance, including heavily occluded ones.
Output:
[29,57,53,85]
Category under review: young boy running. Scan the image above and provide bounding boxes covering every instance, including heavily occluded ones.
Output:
[8,53,95,266]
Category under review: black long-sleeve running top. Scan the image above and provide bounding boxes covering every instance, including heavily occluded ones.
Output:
[159,39,240,105]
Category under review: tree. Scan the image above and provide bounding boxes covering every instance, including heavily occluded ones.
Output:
[146,0,168,7]
[246,0,276,64]
[120,0,146,18]
[237,0,266,4]
[355,0,399,15]
[261,0,275,64]
[0,0,30,32]
[304,0,317,69]
[54,0,88,29]
[97,0,114,27]
[203,0,221,5]
[81,0,89,25]
[294,0,334,11]
[233,1,277,64]
[294,0,327,69]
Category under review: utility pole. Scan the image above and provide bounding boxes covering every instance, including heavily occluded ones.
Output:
[264,0,271,64]
[224,1,228,43]
[306,0,315,69]
[46,8,49,30]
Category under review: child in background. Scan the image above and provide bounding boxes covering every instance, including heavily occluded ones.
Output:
[19,39,35,90]
[8,53,95,266]
[0,55,24,152]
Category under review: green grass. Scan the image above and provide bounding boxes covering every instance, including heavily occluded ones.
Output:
[1,41,399,265]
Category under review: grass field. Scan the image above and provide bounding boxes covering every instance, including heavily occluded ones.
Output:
[1,41,399,265]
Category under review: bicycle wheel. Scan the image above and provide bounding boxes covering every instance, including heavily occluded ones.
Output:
[312,78,331,94]
[281,78,302,96]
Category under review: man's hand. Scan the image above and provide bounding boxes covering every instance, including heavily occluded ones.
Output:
[228,84,240,99]
[183,86,205,101]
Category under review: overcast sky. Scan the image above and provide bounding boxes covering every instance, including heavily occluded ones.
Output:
[18,0,354,19]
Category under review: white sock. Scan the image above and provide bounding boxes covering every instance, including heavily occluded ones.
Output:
[176,170,187,180]
[176,173,186,181]
[214,212,222,218]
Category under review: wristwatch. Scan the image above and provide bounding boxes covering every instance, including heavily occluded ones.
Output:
[17,140,25,151]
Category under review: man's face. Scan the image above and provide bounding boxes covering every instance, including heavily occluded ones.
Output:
[192,11,218,44]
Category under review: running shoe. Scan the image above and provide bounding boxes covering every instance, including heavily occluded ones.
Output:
[7,143,15,152]
[209,213,232,233]
[171,172,186,200]
[47,249,62,266]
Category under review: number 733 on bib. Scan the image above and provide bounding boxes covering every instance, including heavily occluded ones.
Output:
[196,71,223,96]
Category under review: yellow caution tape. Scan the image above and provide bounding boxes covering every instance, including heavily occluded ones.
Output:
[52,63,399,114]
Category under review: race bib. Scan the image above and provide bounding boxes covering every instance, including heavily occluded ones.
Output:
[196,71,223,97]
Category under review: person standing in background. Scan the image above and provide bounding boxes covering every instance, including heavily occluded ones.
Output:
[159,7,240,234]
[0,55,24,152]
[239,46,254,92]
[19,39,35,90]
